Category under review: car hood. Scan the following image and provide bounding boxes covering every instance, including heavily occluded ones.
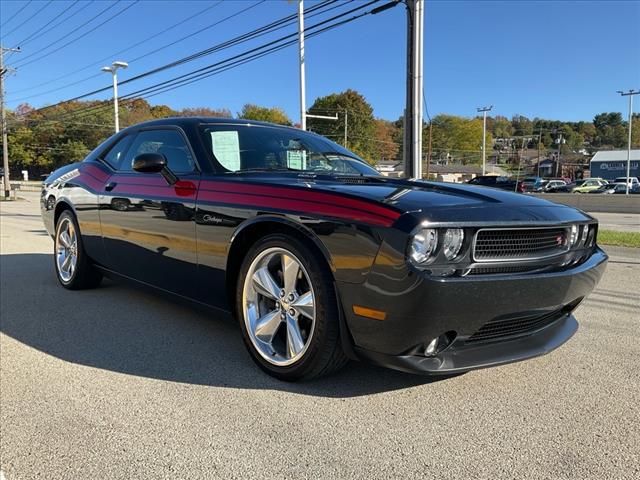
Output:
[246,174,593,225]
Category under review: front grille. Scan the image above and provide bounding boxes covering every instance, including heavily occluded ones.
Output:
[466,265,543,275]
[466,309,566,344]
[473,227,568,262]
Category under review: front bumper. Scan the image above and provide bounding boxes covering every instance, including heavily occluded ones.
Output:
[338,248,607,374]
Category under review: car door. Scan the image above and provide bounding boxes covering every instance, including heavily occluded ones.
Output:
[98,127,200,297]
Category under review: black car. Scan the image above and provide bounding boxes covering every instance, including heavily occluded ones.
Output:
[41,118,607,381]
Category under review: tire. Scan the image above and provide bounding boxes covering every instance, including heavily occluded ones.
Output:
[236,234,347,381]
[54,210,102,290]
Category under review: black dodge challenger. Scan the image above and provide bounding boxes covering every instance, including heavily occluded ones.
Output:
[41,118,607,381]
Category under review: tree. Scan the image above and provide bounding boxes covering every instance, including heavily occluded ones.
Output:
[306,89,376,162]
[177,107,231,118]
[150,104,176,119]
[238,104,291,125]
[430,114,490,164]
[371,119,399,161]
[511,114,533,136]
[492,116,513,139]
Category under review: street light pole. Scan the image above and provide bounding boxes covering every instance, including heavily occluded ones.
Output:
[617,89,639,195]
[1,44,20,198]
[298,0,306,130]
[477,105,492,175]
[101,61,128,133]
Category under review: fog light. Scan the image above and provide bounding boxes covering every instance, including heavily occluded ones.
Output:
[442,228,464,260]
[424,338,439,356]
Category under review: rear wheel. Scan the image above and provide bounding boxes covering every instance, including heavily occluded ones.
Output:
[54,211,102,290]
[236,234,347,381]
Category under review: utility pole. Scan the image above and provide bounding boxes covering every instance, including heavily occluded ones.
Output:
[554,129,563,178]
[403,0,424,179]
[343,109,348,147]
[536,127,542,178]
[617,89,639,195]
[1,45,20,199]
[298,0,306,130]
[477,105,492,175]
[101,61,128,133]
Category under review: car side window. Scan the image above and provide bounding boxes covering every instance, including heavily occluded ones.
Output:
[102,135,133,170]
[121,129,196,173]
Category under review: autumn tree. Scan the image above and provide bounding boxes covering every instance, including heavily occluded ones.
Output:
[371,119,400,161]
[177,107,232,118]
[238,104,291,125]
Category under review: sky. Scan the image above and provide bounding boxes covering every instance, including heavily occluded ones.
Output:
[1,0,639,123]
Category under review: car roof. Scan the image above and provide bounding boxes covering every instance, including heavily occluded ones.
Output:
[122,116,300,131]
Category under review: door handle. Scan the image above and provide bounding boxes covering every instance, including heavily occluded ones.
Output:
[105,181,117,192]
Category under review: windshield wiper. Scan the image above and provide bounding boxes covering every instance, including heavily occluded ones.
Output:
[230,167,300,173]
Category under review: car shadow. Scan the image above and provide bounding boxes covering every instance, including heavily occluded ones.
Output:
[0,253,454,398]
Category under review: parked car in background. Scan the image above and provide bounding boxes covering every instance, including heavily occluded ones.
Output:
[467,175,524,192]
[522,177,546,193]
[542,179,567,192]
[546,179,583,193]
[612,183,640,194]
[587,183,619,194]
[572,178,608,193]
[39,117,607,380]
[613,176,640,189]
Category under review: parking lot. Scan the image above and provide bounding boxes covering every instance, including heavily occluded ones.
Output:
[1,193,639,479]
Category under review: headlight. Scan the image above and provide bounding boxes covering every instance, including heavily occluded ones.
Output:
[409,228,438,264]
[569,224,579,246]
[442,228,464,260]
[581,224,589,244]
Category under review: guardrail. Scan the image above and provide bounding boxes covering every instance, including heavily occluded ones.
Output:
[9,181,43,192]
[533,193,640,214]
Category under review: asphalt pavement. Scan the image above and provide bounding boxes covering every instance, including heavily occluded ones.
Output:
[1,193,639,480]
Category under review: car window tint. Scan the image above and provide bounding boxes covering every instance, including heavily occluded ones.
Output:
[122,129,195,173]
[102,135,133,169]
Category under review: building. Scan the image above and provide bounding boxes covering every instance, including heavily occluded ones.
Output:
[375,160,404,178]
[590,149,640,180]
[426,164,482,183]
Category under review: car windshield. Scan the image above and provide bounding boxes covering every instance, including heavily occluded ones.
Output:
[200,124,380,176]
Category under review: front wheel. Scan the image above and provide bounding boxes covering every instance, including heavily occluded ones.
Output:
[54,211,102,289]
[236,234,347,381]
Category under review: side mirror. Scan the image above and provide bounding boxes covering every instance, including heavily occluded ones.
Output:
[132,153,166,173]
[132,153,178,185]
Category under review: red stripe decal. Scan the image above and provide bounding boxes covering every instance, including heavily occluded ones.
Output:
[197,190,394,227]
[199,181,400,221]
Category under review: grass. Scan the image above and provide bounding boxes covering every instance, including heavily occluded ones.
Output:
[598,230,640,248]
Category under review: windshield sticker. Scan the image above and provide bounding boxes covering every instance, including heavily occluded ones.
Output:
[211,131,241,171]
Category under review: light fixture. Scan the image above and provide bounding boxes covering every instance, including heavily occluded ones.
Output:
[442,228,465,260]
[409,228,438,264]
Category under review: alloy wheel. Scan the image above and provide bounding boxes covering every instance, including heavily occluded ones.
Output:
[242,247,316,366]
[56,217,78,282]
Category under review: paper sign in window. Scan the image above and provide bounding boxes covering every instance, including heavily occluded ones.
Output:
[287,150,306,169]
[211,131,241,171]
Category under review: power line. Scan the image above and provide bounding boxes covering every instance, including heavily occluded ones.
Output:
[40,0,385,124]
[9,0,80,50]
[62,1,381,123]
[11,1,139,70]
[29,0,346,118]
[1,0,53,40]
[0,1,33,30]
[7,0,227,102]
[11,1,93,52]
